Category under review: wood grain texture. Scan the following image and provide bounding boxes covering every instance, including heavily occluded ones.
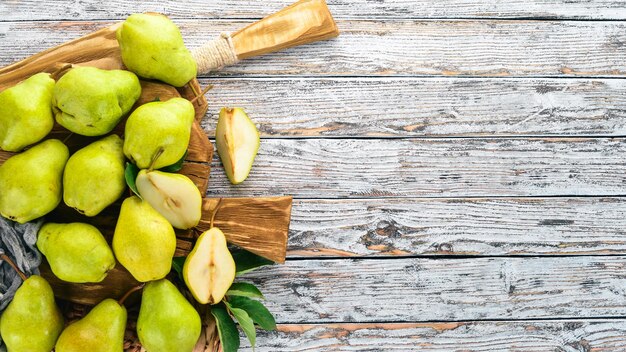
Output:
[286,197,626,257]
[242,256,626,322]
[231,0,339,60]
[206,138,626,198]
[244,320,626,351]
[200,77,626,137]
[2,0,626,20]
[1,20,625,77]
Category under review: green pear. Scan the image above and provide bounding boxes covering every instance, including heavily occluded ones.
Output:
[55,298,126,352]
[53,66,141,136]
[183,227,236,304]
[215,107,260,184]
[113,196,176,282]
[135,169,202,229]
[63,134,126,216]
[116,13,197,87]
[37,222,115,283]
[137,279,202,352]
[0,139,69,223]
[0,73,55,152]
[0,275,64,352]
[123,97,194,169]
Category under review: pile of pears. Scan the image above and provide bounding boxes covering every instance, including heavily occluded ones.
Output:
[0,13,261,352]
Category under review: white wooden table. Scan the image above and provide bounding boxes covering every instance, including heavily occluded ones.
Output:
[2,1,626,350]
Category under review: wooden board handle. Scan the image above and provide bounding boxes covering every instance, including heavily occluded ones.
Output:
[231,0,339,60]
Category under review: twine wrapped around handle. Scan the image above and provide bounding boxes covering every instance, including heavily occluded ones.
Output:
[192,33,239,74]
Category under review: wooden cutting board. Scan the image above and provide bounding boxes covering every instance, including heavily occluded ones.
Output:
[0,0,338,304]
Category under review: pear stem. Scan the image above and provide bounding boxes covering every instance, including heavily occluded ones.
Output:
[209,198,223,229]
[118,283,145,306]
[189,84,214,104]
[0,254,28,281]
[50,63,73,80]
[148,147,165,172]
[62,132,74,145]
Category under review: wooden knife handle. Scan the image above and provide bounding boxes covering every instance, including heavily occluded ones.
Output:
[231,0,339,60]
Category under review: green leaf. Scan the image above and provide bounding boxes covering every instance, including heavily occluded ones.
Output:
[226,302,256,350]
[227,282,264,299]
[159,150,188,173]
[211,304,240,352]
[171,256,186,281]
[124,162,141,198]
[228,296,276,331]
[232,249,274,276]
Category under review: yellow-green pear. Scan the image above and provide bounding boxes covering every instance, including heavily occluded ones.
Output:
[113,196,176,282]
[135,169,202,229]
[215,107,260,184]
[116,13,197,87]
[183,227,236,304]
[137,279,202,352]
[37,223,115,283]
[63,135,126,216]
[53,66,141,136]
[0,275,64,352]
[55,298,126,352]
[0,73,55,152]
[0,139,69,223]
[123,97,194,169]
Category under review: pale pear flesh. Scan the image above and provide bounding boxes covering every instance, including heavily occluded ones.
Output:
[137,279,202,352]
[215,107,260,185]
[116,13,197,87]
[55,298,126,352]
[112,196,176,282]
[63,134,126,216]
[0,72,55,152]
[0,139,69,223]
[135,169,202,229]
[123,97,194,169]
[52,66,141,136]
[37,222,116,283]
[183,227,236,304]
[0,275,64,352]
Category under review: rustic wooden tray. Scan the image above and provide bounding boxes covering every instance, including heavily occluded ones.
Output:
[0,0,338,305]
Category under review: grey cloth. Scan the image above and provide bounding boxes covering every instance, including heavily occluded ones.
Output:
[0,217,43,312]
[0,217,44,351]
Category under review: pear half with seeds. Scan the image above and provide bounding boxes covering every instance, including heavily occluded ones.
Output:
[183,227,236,304]
[135,169,202,230]
[215,107,260,185]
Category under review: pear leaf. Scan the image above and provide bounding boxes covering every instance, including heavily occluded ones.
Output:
[211,303,240,352]
[226,302,256,350]
[171,256,186,281]
[227,282,264,299]
[232,249,274,276]
[124,162,141,198]
[228,296,276,331]
[159,150,188,173]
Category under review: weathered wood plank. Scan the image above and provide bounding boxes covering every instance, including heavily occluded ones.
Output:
[287,198,626,257]
[242,256,626,322]
[206,138,626,198]
[1,20,625,77]
[243,320,626,351]
[2,0,626,21]
[200,77,626,137]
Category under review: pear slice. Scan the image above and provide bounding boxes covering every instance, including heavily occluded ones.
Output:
[183,227,236,304]
[215,107,260,185]
[135,169,202,229]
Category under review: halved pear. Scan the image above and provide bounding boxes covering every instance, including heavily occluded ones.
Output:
[183,227,236,304]
[135,169,202,229]
[215,107,260,185]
